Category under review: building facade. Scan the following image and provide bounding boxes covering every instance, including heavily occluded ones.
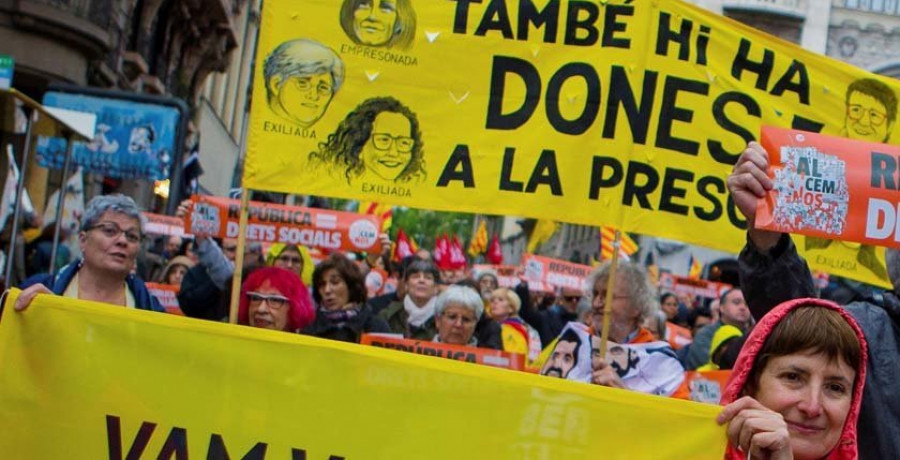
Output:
[1,0,247,212]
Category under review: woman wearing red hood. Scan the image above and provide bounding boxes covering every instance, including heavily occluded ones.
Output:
[717,298,867,460]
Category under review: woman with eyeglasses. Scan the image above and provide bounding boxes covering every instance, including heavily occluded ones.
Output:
[302,253,390,343]
[238,267,315,332]
[14,194,164,312]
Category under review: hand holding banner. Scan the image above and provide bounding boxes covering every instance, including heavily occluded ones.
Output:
[757,126,900,249]
[0,290,727,458]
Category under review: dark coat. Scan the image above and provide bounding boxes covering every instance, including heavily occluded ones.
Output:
[739,233,900,459]
[302,303,390,343]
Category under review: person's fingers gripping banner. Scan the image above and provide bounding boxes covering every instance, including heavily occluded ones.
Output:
[0,291,726,458]
[245,0,900,287]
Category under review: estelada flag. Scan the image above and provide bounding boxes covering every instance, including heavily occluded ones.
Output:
[601,226,639,260]
[360,201,393,233]
[688,255,702,279]
[487,233,503,265]
[468,220,488,257]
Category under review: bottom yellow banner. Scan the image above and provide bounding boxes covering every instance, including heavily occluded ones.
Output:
[0,290,725,459]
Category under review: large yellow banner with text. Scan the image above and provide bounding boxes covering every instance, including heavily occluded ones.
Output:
[0,291,725,458]
[244,0,900,286]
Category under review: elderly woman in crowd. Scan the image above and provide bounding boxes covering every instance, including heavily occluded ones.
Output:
[718,298,866,460]
[303,253,389,343]
[378,258,440,339]
[490,287,541,363]
[15,194,164,312]
[433,285,487,347]
[238,267,315,333]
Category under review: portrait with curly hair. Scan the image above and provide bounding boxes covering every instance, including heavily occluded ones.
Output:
[309,96,426,184]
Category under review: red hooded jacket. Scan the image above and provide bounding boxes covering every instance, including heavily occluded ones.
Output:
[720,298,868,460]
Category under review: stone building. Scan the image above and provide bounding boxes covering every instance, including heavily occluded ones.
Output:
[1,0,248,210]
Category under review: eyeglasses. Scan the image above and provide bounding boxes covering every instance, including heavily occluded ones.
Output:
[292,77,332,97]
[87,222,142,244]
[247,292,289,309]
[563,296,581,303]
[276,255,303,267]
[371,133,415,153]
[848,104,887,126]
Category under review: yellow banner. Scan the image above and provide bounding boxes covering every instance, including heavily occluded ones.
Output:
[244,0,898,286]
[0,290,725,458]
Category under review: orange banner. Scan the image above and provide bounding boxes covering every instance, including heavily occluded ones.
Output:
[473,264,554,292]
[682,370,733,405]
[659,273,732,300]
[360,334,525,371]
[522,254,592,291]
[142,213,190,237]
[145,283,184,315]
[186,195,382,252]
[758,126,900,249]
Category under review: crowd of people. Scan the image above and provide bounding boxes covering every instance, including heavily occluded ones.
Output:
[7,140,900,458]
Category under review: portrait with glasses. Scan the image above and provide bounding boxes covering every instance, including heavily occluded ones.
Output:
[309,96,425,184]
[803,78,899,279]
[263,39,344,128]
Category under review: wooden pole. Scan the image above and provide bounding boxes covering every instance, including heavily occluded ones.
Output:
[228,189,251,324]
[596,229,622,361]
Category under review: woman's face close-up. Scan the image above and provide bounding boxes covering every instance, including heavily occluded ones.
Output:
[752,350,855,460]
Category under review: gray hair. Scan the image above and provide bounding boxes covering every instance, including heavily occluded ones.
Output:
[263,39,344,97]
[646,310,668,339]
[887,248,900,293]
[434,285,484,320]
[81,194,145,233]
[587,261,659,325]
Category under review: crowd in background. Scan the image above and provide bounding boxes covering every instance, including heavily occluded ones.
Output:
[8,136,900,459]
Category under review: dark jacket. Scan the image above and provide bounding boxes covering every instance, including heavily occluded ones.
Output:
[474,315,502,350]
[21,259,164,312]
[378,300,436,341]
[177,264,227,321]
[368,291,400,316]
[739,233,900,459]
[513,281,578,347]
[302,303,390,343]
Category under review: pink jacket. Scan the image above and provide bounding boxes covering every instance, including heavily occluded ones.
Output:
[720,298,868,460]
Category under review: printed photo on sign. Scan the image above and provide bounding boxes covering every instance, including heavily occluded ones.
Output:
[263,39,343,128]
[309,96,425,185]
[190,202,221,236]
[340,0,416,50]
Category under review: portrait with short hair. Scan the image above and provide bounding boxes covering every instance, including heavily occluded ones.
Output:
[263,39,344,127]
